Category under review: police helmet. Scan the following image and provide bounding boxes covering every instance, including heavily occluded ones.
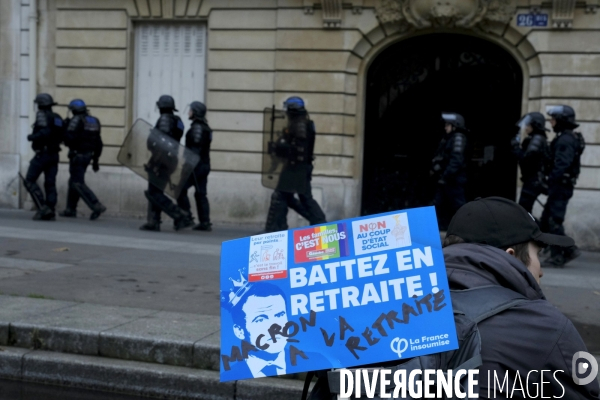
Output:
[156,95,178,111]
[546,105,577,126]
[517,112,549,133]
[441,113,466,130]
[283,96,305,112]
[34,93,57,108]
[68,99,87,114]
[190,101,207,119]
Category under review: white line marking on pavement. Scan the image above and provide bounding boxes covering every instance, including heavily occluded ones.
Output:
[0,227,221,257]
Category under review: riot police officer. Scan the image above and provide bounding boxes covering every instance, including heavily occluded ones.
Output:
[140,95,193,232]
[540,105,585,267]
[24,93,64,221]
[431,113,468,230]
[176,101,213,231]
[511,112,550,213]
[59,99,107,220]
[264,96,326,232]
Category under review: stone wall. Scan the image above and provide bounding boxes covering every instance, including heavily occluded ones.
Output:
[3,0,599,248]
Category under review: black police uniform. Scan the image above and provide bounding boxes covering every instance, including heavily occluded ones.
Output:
[539,105,585,266]
[177,112,213,231]
[512,131,549,213]
[432,130,467,230]
[140,108,192,231]
[25,94,64,220]
[265,109,326,232]
[540,129,584,258]
[62,110,106,219]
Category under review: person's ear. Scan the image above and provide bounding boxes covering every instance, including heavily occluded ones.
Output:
[505,248,515,256]
[233,324,245,340]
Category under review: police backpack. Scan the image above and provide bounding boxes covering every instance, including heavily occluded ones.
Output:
[302,285,528,400]
[573,131,585,156]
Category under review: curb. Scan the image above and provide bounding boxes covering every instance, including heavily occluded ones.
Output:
[0,346,307,400]
[0,296,222,371]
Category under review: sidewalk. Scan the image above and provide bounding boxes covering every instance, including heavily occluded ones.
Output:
[0,209,598,398]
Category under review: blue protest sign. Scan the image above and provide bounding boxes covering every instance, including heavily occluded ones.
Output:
[516,13,548,27]
[220,206,458,382]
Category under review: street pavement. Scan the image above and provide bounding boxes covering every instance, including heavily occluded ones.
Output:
[0,209,257,316]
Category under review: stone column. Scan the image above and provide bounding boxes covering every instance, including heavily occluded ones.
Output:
[0,0,21,208]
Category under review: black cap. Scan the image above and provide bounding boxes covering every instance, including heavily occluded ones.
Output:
[447,197,574,248]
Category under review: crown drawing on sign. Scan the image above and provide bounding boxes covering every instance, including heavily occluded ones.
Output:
[220,268,253,312]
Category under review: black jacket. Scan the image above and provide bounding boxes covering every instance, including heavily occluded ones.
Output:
[445,243,599,399]
[433,131,467,183]
[512,131,549,181]
[29,109,63,153]
[155,112,184,142]
[548,129,583,186]
[64,113,103,162]
[185,119,212,163]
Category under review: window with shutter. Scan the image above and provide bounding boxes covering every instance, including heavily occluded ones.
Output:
[134,22,206,136]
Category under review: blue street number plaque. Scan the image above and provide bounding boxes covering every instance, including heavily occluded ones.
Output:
[517,13,548,27]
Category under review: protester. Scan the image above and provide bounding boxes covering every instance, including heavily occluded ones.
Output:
[443,197,599,399]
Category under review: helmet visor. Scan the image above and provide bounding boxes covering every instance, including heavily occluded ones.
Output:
[441,113,458,124]
[516,114,533,136]
[546,105,565,117]
[283,97,304,111]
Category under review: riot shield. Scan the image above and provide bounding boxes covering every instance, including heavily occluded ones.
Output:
[261,107,289,189]
[117,119,199,199]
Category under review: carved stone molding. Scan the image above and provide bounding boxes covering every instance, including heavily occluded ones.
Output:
[552,0,576,28]
[304,0,315,15]
[376,0,516,30]
[322,0,343,28]
[528,0,542,14]
[585,1,598,14]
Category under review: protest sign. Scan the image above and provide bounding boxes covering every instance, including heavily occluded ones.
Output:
[220,206,458,382]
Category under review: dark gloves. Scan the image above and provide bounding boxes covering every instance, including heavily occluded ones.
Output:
[93,160,100,172]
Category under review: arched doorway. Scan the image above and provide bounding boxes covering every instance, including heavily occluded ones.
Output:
[361,33,523,216]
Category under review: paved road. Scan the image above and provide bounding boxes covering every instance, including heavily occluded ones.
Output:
[0,209,598,352]
[0,210,256,316]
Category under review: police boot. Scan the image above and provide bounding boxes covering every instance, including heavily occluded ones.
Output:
[193,192,211,231]
[174,210,194,231]
[193,222,212,231]
[139,221,161,231]
[59,208,77,218]
[32,208,44,220]
[542,246,566,268]
[90,203,107,221]
[33,205,54,221]
[140,204,161,232]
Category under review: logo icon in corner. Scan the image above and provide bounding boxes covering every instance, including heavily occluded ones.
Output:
[572,351,599,385]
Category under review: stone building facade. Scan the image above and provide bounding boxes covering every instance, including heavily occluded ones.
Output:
[0,0,598,248]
